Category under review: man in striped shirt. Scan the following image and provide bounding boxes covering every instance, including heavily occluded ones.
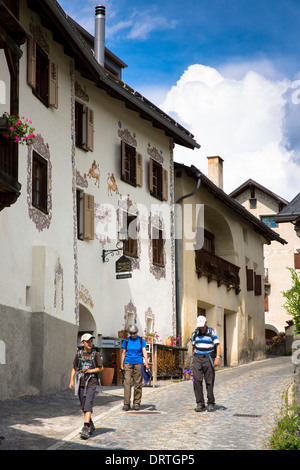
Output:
[191,315,221,412]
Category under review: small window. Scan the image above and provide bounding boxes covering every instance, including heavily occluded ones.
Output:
[123,214,138,257]
[149,158,168,201]
[75,102,94,151]
[261,216,278,229]
[203,229,215,254]
[249,198,257,209]
[152,227,164,266]
[32,151,48,213]
[121,141,136,186]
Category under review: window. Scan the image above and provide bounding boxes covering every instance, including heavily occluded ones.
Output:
[152,227,164,266]
[123,214,138,257]
[246,267,254,291]
[76,189,94,240]
[203,229,215,254]
[261,216,278,228]
[294,253,300,269]
[249,198,257,209]
[254,273,262,296]
[75,102,94,151]
[27,36,58,108]
[121,141,143,187]
[149,158,168,201]
[32,151,47,213]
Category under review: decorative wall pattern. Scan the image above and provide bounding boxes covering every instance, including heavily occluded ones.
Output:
[79,284,94,309]
[29,22,49,53]
[169,138,176,334]
[94,202,113,247]
[147,143,164,164]
[27,134,53,231]
[70,61,79,324]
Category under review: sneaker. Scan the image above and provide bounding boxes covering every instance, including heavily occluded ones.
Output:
[89,420,95,435]
[195,404,206,412]
[207,404,215,412]
[122,404,130,411]
[80,423,90,440]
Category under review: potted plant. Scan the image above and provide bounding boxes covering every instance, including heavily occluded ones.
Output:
[101,360,116,386]
[165,335,180,347]
[0,112,36,145]
[144,329,161,343]
[118,329,128,339]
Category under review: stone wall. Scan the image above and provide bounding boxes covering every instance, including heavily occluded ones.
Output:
[0,304,77,400]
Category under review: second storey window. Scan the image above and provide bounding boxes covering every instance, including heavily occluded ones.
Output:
[121,141,142,187]
[261,216,278,228]
[32,151,48,213]
[149,158,168,201]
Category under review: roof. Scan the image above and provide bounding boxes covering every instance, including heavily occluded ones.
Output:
[229,179,289,206]
[275,192,300,224]
[175,163,287,245]
[27,0,200,150]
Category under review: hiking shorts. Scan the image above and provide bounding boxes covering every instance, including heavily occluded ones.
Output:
[78,385,97,413]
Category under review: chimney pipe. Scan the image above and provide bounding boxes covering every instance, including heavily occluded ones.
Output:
[94,5,105,66]
[207,156,224,189]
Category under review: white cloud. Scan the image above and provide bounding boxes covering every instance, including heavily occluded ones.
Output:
[160,64,300,201]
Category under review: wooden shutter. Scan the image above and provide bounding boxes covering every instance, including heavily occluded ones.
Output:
[136,152,143,187]
[294,253,300,269]
[246,267,254,291]
[149,158,154,194]
[27,36,36,89]
[254,273,262,296]
[49,61,58,109]
[264,293,269,312]
[86,107,94,151]
[162,168,168,201]
[83,193,94,240]
[121,140,126,180]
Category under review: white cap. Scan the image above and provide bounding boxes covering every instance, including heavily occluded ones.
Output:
[81,333,95,342]
[197,315,207,327]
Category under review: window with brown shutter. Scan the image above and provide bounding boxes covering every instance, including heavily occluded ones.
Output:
[149,158,166,200]
[76,190,94,240]
[75,102,94,151]
[121,141,136,186]
[152,227,164,266]
[254,273,262,296]
[32,151,48,213]
[294,253,300,269]
[27,36,58,108]
[246,267,254,291]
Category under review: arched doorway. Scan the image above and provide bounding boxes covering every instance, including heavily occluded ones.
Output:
[78,303,97,344]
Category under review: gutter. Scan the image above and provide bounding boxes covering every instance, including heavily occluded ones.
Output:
[175,166,202,347]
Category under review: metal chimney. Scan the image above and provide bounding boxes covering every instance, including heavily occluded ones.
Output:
[94,5,105,66]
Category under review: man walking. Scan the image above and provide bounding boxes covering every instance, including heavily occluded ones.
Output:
[192,315,221,412]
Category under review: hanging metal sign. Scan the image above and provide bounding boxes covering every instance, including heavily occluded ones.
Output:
[115,255,132,279]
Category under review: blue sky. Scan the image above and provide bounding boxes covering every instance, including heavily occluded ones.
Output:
[59,0,300,200]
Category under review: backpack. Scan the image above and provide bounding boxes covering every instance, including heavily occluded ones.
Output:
[77,345,102,384]
[192,327,217,358]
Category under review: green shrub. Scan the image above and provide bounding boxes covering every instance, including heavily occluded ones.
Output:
[268,404,300,450]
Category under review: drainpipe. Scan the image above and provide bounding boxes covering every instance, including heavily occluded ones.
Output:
[94,5,106,66]
[175,166,201,347]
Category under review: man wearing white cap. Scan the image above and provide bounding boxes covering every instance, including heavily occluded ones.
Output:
[191,316,221,412]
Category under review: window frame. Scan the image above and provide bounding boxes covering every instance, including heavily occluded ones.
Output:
[152,226,165,267]
[32,150,48,213]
